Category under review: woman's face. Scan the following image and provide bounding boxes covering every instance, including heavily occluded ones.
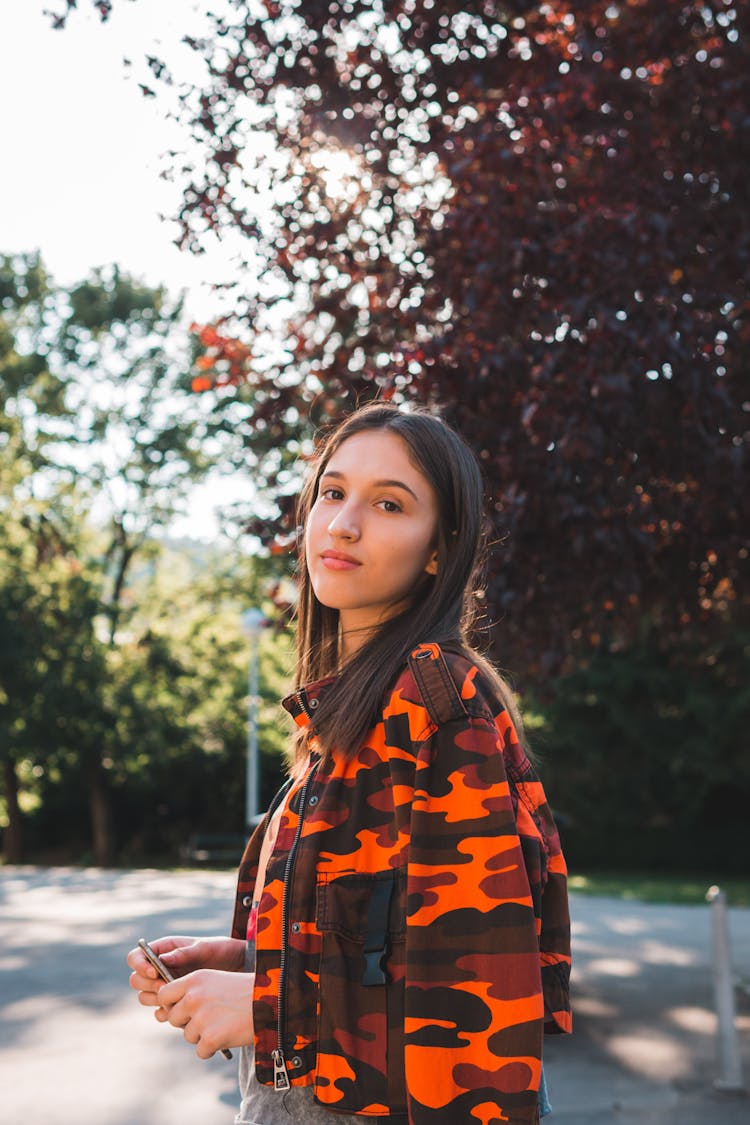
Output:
[305,428,439,657]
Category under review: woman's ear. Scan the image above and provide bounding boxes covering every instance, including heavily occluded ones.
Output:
[424,551,438,576]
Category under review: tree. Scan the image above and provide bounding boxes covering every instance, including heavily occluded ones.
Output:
[55,264,231,641]
[19,539,294,864]
[52,2,748,673]
[532,626,750,873]
[0,253,229,861]
[98,546,293,860]
[0,481,109,863]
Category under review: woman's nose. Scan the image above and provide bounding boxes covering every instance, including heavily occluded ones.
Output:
[328,502,360,540]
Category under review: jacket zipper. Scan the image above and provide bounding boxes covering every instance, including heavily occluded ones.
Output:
[272,691,319,1092]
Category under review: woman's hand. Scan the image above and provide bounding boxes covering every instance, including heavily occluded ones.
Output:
[156,968,255,1058]
[127,936,247,1010]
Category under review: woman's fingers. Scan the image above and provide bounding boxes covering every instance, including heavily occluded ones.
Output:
[126,951,159,988]
[127,951,253,1058]
[160,969,254,1058]
[126,936,247,1006]
[126,935,201,1008]
[136,980,167,1006]
[129,965,165,1009]
[126,935,200,979]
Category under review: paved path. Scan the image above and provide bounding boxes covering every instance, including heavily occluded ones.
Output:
[0,866,239,1125]
[0,867,748,1124]
[544,893,750,1123]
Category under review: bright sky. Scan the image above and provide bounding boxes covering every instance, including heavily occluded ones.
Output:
[0,0,241,314]
[0,0,260,539]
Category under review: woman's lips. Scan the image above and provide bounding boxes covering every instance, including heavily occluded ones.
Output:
[321,551,361,570]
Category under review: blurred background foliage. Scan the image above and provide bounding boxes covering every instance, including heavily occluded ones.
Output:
[529,628,750,874]
[1,0,748,871]
[0,253,292,865]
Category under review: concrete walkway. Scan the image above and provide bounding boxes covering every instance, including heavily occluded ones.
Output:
[544,893,750,1123]
[0,867,748,1124]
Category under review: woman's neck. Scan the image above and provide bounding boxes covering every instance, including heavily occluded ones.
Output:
[338,625,374,663]
[338,599,411,662]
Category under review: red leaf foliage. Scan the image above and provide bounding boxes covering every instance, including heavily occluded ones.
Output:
[79,1,750,672]
[189,321,253,387]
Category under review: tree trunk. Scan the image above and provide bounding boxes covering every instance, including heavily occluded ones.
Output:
[2,755,23,863]
[87,757,114,866]
[107,528,137,645]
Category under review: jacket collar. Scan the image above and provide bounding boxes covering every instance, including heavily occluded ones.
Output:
[281,642,447,728]
[282,676,337,728]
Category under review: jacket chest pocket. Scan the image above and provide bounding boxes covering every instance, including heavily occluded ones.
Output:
[314,870,407,1114]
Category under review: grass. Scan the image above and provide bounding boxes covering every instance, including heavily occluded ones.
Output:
[568,870,750,908]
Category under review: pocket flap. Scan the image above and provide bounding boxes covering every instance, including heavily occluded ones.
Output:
[316,870,406,942]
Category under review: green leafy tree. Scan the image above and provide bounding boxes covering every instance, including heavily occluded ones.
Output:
[0,488,109,862]
[54,264,227,642]
[0,253,234,862]
[25,542,293,862]
[533,629,750,873]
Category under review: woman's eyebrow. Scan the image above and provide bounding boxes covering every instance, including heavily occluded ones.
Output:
[321,469,419,501]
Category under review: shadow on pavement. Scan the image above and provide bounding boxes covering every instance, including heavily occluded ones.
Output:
[544,894,750,1123]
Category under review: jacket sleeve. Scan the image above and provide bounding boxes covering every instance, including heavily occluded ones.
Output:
[404,711,544,1125]
[500,714,572,1037]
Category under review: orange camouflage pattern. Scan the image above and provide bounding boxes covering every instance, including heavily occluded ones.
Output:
[232,643,571,1124]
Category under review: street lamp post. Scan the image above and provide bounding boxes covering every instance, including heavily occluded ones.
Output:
[241,607,267,834]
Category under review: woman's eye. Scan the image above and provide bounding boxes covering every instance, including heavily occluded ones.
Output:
[378,499,402,513]
[321,487,344,501]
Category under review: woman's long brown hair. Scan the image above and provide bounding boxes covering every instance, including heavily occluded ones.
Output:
[293,402,527,763]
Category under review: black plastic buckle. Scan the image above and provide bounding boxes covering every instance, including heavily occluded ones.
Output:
[362,947,388,987]
[361,876,394,987]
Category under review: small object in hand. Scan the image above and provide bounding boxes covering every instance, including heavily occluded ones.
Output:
[137,938,233,1060]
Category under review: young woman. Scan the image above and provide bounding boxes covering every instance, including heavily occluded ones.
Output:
[128,403,571,1125]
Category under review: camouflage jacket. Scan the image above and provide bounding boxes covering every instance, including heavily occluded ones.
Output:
[231,642,571,1125]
